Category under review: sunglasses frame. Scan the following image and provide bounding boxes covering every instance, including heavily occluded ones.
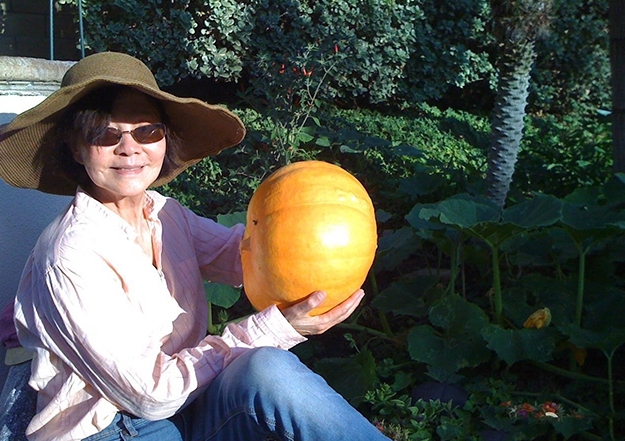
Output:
[93,123,167,147]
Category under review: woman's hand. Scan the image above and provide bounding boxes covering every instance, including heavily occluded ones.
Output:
[281,289,365,336]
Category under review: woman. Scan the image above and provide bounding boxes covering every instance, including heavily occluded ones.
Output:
[0,52,389,441]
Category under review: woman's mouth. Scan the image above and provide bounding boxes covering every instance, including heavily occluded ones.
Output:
[112,165,145,174]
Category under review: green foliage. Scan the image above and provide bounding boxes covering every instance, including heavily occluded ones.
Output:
[530,0,610,115]
[365,384,478,441]
[63,0,251,85]
[407,295,492,382]
[61,0,608,114]
[368,176,625,439]
[236,0,493,106]
[517,113,613,197]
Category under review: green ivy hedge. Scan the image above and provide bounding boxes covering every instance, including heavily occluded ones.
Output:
[59,0,610,115]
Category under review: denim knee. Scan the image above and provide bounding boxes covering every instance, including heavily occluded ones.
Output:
[239,347,301,393]
[244,347,299,377]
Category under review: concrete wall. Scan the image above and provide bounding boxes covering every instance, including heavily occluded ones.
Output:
[0,95,73,393]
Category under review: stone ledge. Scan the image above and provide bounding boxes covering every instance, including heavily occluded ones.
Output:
[0,56,75,88]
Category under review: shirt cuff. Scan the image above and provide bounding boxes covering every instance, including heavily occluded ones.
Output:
[255,305,307,350]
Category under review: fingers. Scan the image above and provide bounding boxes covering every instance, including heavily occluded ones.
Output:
[320,289,364,324]
[282,289,365,336]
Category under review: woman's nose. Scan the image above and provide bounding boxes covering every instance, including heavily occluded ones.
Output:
[114,133,142,155]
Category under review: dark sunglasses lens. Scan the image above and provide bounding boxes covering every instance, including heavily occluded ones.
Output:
[133,124,166,143]
[97,128,122,146]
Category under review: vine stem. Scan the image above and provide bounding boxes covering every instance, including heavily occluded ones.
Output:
[337,322,397,342]
[207,301,214,334]
[605,349,615,441]
[491,246,504,326]
[530,361,609,384]
[368,270,394,338]
[574,247,586,328]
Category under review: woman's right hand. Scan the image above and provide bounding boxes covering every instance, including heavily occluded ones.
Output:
[281,289,364,336]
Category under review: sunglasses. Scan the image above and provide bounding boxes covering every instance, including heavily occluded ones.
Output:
[93,123,167,146]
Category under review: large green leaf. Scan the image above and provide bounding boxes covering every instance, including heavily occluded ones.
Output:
[560,201,624,231]
[371,277,436,317]
[204,282,241,308]
[216,211,247,227]
[428,195,500,228]
[411,194,554,249]
[482,325,558,365]
[407,324,489,383]
[559,324,625,354]
[552,415,593,439]
[406,203,447,232]
[428,293,490,335]
[502,194,563,228]
[407,295,491,381]
[465,222,526,249]
[375,227,421,272]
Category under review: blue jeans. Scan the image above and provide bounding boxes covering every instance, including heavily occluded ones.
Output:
[83,347,390,441]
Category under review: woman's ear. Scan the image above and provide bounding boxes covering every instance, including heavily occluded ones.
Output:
[71,145,84,165]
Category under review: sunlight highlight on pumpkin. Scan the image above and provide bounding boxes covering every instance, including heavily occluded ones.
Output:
[319,224,351,248]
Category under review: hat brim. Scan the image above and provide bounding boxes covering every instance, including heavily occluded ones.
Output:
[0,55,245,196]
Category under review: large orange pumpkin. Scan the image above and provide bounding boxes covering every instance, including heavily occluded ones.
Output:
[240,160,377,315]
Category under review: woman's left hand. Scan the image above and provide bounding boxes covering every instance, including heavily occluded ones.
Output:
[281,289,365,336]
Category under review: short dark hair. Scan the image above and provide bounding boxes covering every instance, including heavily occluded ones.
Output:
[53,85,183,190]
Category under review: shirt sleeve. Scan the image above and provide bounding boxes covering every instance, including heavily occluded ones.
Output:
[24,243,304,421]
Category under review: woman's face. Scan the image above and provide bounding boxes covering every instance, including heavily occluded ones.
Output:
[72,89,167,204]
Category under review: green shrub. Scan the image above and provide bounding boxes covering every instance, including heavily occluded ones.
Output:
[530,0,610,115]
[514,112,613,199]
[63,0,609,114]
[66,0,252,85]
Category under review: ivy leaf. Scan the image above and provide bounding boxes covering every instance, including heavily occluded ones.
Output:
[295,131,314,143]
[315,136,332,147]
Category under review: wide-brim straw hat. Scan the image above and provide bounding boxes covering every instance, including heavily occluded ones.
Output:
[0,51,246,195]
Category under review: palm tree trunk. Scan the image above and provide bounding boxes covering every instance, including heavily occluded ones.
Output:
[610,0,625,173]
[485,32,536,208]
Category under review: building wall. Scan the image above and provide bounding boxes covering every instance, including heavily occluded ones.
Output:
[0,94,73,395]
[0,0,81,60]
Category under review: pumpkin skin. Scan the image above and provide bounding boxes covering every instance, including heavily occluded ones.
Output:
[240,160,377,316]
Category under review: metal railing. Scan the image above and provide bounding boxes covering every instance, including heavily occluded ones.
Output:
[49,0,85,60]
